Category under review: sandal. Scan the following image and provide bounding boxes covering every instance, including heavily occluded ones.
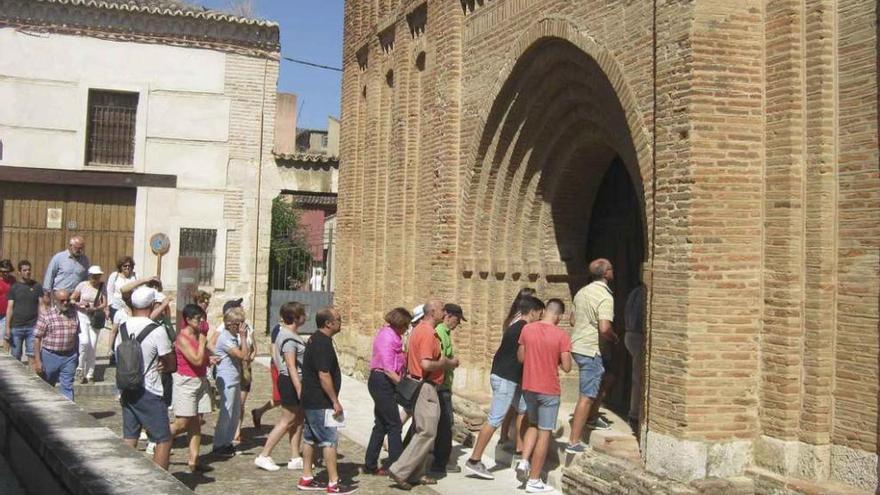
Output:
[418,475,438,485]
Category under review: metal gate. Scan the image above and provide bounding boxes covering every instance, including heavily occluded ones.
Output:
[0,182,136,281]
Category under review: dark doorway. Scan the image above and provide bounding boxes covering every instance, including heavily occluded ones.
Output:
[583,156,645,414]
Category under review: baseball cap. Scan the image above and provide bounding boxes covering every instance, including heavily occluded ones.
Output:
[130,287,159,309]
[87,265,103,275]
[444,303,467,322]
[411,304,425,323]
[223,298,244,314]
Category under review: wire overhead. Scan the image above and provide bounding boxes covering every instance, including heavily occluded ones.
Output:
[282,56,343,72]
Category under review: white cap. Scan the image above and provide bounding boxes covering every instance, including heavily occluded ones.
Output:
[154,291,166,303]
[88,265,103,275]
[411,304,425,323]
[130,287,159,309]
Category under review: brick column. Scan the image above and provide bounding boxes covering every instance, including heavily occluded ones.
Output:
[645,0,764,481]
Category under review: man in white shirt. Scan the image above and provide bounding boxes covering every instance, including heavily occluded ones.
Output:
[116,286,176,469]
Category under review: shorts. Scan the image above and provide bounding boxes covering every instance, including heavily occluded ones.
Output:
[270,362,281,403]
[573,352,604,399]
[486,373,527,428]
[277,373,301,408]
[122,388,172,443]
[303,408,338,448]
[523,391,561,431]
[172,374,212,417]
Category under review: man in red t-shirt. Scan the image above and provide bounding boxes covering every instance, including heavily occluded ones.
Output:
[390,299,459,490]
[0,259,16,347]
[516,298,572,493]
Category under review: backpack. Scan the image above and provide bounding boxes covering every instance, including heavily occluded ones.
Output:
[116,321,162,392]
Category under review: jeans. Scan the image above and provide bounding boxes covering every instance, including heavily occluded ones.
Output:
[486,373,526,427]
[76,312,98,379]
[303,408,339,448]
[523,391,561,431]
[365,370,404,470]
[431,388,454,471]
[10,325,35,361]
[573,352,604,399]
[214,374,241,449]
[41,348,78,401]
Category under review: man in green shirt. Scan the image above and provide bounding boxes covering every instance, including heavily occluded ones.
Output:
[428,303,466,474]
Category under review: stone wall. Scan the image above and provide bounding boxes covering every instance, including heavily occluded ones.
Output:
[0,355,193,494]
[336,0,879,492]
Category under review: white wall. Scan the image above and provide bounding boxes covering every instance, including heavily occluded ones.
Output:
[0,28,241,291]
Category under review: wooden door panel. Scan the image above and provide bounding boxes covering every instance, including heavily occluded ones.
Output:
[0,182,135,283]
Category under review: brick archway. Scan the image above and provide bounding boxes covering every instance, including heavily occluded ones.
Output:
[459,18,653,283]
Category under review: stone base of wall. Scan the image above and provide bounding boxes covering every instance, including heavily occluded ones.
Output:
[562,449,755,495]
[754,436,877,493]
[644,430,753,481]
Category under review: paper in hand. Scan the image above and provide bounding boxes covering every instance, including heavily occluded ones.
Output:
[324,409,346,429]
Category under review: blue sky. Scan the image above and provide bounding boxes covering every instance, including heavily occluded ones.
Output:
[194,0,344,130]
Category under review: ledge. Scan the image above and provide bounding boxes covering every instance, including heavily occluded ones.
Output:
[0,354,193,494]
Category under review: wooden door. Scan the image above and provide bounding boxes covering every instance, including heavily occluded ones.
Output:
[0,182,136,283]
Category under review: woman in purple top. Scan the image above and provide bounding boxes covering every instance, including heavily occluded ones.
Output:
[363,307,412,475]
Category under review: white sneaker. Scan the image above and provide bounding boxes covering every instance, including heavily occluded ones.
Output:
[287,457,304,470]
[525,479,554,493]
[145,442,156,455]
[139,431,148,441]
[515,459,530,483]
[254,455,280,471]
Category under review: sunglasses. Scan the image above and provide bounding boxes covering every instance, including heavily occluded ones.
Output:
[122,264,134,268]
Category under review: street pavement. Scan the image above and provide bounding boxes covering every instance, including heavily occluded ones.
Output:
[75,354,551,494]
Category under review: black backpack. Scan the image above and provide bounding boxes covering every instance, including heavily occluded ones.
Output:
[116,322,162,392]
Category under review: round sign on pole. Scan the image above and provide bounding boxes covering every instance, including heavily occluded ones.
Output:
[150,233,171,255]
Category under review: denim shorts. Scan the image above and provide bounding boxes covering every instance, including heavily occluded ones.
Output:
[487,374,527,428]
[303,408,338,448]
[121,388,172,443]
[523,391,561,431]
[573,352,604,399]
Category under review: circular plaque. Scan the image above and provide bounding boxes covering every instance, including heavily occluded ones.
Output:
[150,233,171,255]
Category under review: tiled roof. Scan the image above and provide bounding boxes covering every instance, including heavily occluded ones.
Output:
[33,0,277,27]
[275,152,340,164]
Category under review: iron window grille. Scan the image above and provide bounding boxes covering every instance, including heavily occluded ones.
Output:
[180,228,217,286]
[85,90,139,166]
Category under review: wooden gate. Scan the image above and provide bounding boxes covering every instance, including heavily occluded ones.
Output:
[0,182,136,283]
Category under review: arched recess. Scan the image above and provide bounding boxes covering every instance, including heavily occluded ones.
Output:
[459,17,653,278]
[457,19,653,409]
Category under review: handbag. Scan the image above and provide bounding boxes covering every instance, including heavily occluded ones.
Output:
[395,375,424,410]
[89,283,106,329]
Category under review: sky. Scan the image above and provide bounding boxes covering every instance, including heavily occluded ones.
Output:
[194,0,344,130]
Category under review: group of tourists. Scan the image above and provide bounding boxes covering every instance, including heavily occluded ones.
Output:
[1,235,646,494]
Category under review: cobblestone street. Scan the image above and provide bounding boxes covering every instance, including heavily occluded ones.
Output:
[75,362,437,495]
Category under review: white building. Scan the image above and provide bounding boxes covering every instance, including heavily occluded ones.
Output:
[0,0,281,330]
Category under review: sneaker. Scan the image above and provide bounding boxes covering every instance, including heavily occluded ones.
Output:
[139,431,148,441]
[525,479,554,493]
[297,477,327,491]
[463,459,494,480]
[361,466,388,476]
[445,463,462,473]
[212,445,237,457]
[254,455,280,471]
[145,442,156,455]
[287,457,304,470]
[564,442,589,454]
[515,459,530,483]
[326,483,358,494]
[587,417,612,430]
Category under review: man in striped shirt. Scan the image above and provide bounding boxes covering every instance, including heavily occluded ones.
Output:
[33,290,80,401]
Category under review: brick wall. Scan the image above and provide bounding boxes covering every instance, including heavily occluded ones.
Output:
[337,0,879,488]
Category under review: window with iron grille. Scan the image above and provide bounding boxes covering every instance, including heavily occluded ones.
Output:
[85,90,139,166]
[180,228,217,286]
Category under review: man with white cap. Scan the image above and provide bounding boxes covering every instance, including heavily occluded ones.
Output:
[116,282,177,470]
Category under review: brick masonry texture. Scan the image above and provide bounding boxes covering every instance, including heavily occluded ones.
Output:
[335,0,878,491]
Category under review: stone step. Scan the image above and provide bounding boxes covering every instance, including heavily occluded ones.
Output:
[73,357,119,397]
